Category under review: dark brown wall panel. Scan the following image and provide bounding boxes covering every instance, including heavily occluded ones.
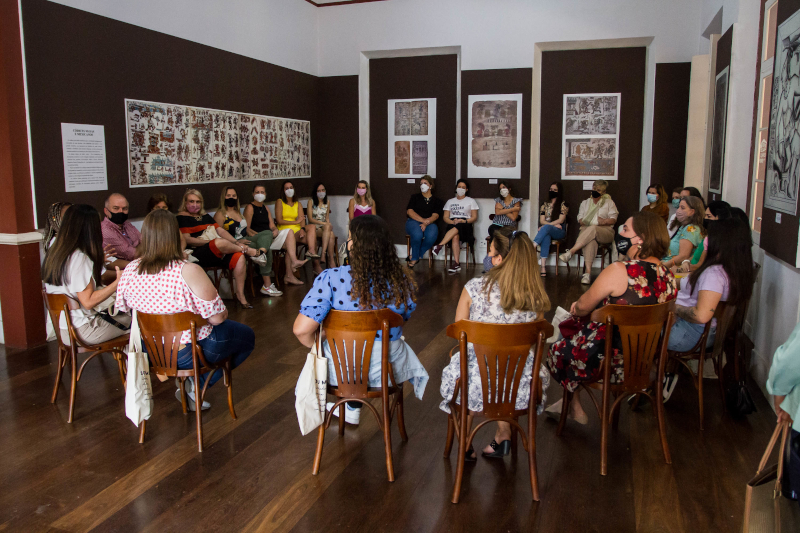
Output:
[369,55,458,243]
[22,0,320,225]
[651,62,691,196]
[317,75,359,195]
[460,68,532,199]
[539,47,647,246]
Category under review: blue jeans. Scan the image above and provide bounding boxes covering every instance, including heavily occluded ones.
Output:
[175,319,255,387]
[406,218,438,261]
[667,317,715,352]
[534,225,566,258]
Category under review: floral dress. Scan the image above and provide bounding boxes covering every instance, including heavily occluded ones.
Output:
[440,277,549,414]
[547,260,678,392]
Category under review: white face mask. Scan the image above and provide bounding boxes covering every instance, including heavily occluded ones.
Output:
[499,188,509,198]
[420,184,430,193]
[285,188,295,198]
[253,193,266,203]
[456,187,466,197]
[316,191,326,199]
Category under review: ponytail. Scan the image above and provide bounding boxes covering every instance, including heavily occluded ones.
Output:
[483,227,550,314]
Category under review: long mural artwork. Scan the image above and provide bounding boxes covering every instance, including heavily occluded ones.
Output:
[125,99,310,187]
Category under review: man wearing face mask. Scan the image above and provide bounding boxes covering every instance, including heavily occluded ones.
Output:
[101,193,141,262]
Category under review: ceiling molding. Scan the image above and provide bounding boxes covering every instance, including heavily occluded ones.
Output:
[304,0,389,7]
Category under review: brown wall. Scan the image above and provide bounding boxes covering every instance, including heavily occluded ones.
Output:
[651,62,691,196]
[369,55,458,243]
[539,47,647,245]
[460,68,532,199]
[22,0,321,225]
[318,75,360,195]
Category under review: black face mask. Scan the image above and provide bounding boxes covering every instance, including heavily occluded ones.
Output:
[614,232,634,255]
[702,218,716,230]
[591,190,601,199]
[224,198,238,207]
[549,190,558,199]
[108,211,128,225]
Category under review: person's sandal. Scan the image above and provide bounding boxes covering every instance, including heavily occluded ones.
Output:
[464,446,477,463]
[482,439,511,458]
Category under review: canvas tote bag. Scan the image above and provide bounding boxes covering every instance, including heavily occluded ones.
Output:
[295,325,328,436]
[125,310,154,426]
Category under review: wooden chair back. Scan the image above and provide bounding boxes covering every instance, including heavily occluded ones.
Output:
[322,309,404,397]
[42,288,83,349]
[137,311,209,377]
[590,301,676,392]
[446,319,554,418]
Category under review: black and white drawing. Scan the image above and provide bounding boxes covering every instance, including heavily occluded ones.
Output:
[709,67,729,195]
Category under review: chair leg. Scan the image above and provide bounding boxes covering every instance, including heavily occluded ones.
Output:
[511,425,518,455]
[556,389,571,436]
[116,354,126,389]
[600,385,611,476]
[444,414,455,458]
[312,422,326,475]
[528,415,540,501]
[179,378,188,414]
[195,387,204,452]
[396,390,408,442]
[67,350,78,424]
[698,353,705,431]
[655,364,672,464]
[555,243,560,277]
[338,404,345,436]
[226,367,237,420]
[383,400,395,482]
[139,420,147,444]
[51,347,66,403]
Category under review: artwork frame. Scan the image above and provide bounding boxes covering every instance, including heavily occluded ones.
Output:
[387,98,436,178]
[561,93,620,180]
[467,93,523,179]
[765,9,800,216]
[708,67,729,195]
[124,98,310,188]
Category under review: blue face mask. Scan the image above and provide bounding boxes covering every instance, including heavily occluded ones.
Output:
[672,198,680,208]
[647,193,658,204]
[483,254,494,272]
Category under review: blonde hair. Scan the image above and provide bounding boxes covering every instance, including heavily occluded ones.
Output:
[483,227,551,315]
[594,179,609,193]
[353,180,374,207]
[178,189,206,215]
[217,186,240,213]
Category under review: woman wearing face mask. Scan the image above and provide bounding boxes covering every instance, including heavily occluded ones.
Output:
[559,179,619,285]
[432,179,479,274]
[176,189,267,309]
[440,227,551,460]
[348,180,377,220]
[641,184,669,224]
[676,200,731,273]
[488,181,523,239]
[406,175,444,268]
[534,181,568,277]
[214,187,250,243]
[662,196,705,270]
[244,185,307,290]
[276,180,323,274]
[307,182,337,266]
[546,211,678,423]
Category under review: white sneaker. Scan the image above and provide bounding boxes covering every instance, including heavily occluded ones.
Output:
[559,250,572,263]
[581,273,591,285]
[260,283,283,297]
[249,253,268,266]
[326,401,361,425]
[175,377,211,411]
[662,373,679,403]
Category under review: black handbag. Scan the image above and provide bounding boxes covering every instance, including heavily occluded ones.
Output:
[726,380,756,418]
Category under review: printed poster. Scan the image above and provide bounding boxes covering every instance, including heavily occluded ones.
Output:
[387,98,436,178]
[561,93,620,180]
[467,94,523,179]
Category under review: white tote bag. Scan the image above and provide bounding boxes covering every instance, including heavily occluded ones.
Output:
[295,327,328,436]
[547,306,572,344]
[125,310,154,426]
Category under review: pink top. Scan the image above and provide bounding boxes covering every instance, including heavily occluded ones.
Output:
[101,218,141,261]
[353,204,373,218]
[115,259,226,343]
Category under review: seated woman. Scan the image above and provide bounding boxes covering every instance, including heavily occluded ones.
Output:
[488,180,522,239]
[662,218,754,401]
[559,179,619,285]
[147,193,171,212]
[213,186,249,242]
[547,211,678,423]
[641,184,669,223]
[307,182,337,266]
[534,181,568,277]
[276,180,323,275]
[115,209,255,411]
[440,227,551,460]
[43,204,132,346]
[176,189,266,309]
[432,179,479,274]
[43,201,72,251]
[668,187,705,237]
[676,200,731,273]
[405,175,444,268]
[348,180,377,220]
[293,215,429,425]
[662,196,705,270]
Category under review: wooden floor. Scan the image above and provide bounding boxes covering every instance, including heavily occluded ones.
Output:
[0,261,788,532]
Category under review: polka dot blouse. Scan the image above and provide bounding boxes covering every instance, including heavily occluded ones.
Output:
[299,266,414,341]
[115,259,227,343]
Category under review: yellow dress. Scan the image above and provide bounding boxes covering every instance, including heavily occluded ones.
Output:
[276,200,302,233]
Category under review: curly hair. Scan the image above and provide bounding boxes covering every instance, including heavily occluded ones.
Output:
[348,215,417,310]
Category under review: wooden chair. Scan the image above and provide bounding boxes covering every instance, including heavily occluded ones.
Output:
[445,240,477,267]
[405,234,434,268]
[207,266,234,299]
[136,311,238,452]
[666,301,736,430]
[312,309,406,482]
[443,319,553,503]
[534,221,569,277]
[556,302,676,475]
[565,241,613,277]
[42,289,129,423]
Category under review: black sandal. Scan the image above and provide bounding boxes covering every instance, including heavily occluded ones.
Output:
[464,446,477,462]
[482,439,511,458]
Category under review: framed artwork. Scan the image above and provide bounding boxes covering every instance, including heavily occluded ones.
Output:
[561,93,620,180]
[387,98,436,178]
[467,94,523,179]
[125,99,310,187]
[708,67,729,195]
[765,9,800,215]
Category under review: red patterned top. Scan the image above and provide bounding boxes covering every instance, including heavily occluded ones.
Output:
[115,259,226,343]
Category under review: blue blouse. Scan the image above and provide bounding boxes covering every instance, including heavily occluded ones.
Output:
[299,266,415,341]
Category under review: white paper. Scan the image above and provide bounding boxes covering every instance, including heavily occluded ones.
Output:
[61,123,108,192]
[583,181,594,190]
